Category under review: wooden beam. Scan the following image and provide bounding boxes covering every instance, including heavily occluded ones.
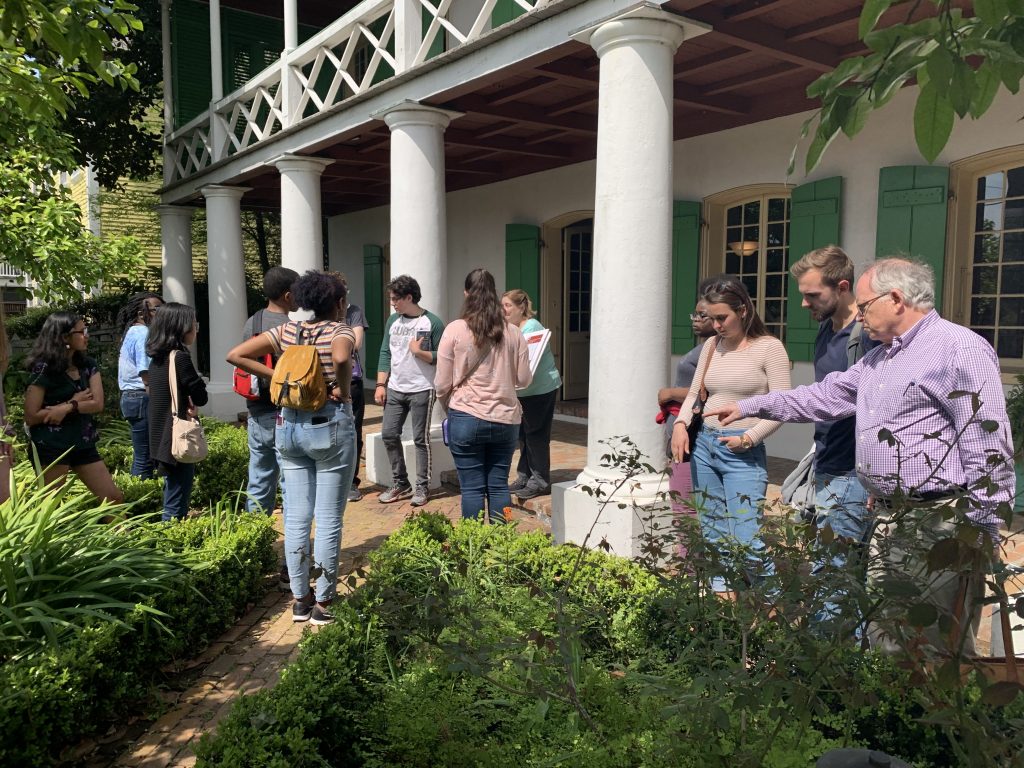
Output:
[686,6,841,73]
[702,62,800,95]
[487,76,559,105]
[455,95,597,135]
[474,120,518,139]
[674,82,748,115]
[725,0,805,22]
[548,91,598,117]
[675,48,754,79]
[786,7,860,42]
[444,129,578,160]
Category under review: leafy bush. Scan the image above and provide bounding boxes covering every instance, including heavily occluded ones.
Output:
[116,473,165,518]
[193,421,250,508]
[0,509,277,766]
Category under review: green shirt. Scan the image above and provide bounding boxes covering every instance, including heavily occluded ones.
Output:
[27,358,100,451]
[517,318,561,398]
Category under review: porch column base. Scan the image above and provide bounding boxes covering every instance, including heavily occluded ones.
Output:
[201,382,246,422]
[364,428,455,491]
[551,469,675,560]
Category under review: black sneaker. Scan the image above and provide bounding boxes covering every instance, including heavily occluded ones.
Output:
[278,562,291,591]
[515,482,550,500]
[292,593,314,622]
[310,602,335,626]
[379,483,412,503]
[508,475,529,493]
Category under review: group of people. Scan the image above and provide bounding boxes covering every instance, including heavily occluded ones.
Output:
[663,249,1015,652]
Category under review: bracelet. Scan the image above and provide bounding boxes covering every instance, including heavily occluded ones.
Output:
[375,383,386,389]
[68,399,79,413]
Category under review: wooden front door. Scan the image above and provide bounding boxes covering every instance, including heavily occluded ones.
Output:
[561,220,592,400]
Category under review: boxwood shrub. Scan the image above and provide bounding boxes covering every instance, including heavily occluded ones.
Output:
[0,512,277,767]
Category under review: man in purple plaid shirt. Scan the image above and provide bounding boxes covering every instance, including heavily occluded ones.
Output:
[711,257,1015,654]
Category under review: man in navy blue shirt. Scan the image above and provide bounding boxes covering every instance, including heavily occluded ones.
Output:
[790,246,877,625]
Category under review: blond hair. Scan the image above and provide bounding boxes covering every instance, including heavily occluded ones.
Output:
[789,245,855,288]
[501,289,535,319]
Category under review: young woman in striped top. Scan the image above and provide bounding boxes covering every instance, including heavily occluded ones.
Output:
[227,271,357,627]
[671,276,791,592]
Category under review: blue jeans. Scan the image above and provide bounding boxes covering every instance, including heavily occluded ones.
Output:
[447,409,518,521]
[812,470,872,629]
[690,425,768,592]
[120,390,153,479]
[162,461,196,521]
[246,410,280,514]
[276,402,356,603]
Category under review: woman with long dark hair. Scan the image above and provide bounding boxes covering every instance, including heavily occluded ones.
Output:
[23,312,123,502]
[0,303,12,504]
[671,276,791,592]
[227,271,357,627]
[147,303,207,521]
[436,269,532,521]
[116,291,163,478]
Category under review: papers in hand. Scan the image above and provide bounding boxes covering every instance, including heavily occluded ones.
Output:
[523,328,551,376]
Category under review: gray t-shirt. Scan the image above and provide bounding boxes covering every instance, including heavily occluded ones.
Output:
[346,303,369,380]
[664,341,707,456]
[242,308,290,416]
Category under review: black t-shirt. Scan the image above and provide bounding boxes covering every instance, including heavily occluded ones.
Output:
[27,358,100,451]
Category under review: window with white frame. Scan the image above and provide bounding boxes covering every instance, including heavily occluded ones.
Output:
[719,194,791,341]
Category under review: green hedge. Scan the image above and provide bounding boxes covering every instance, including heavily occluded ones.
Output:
[0,512,277,767]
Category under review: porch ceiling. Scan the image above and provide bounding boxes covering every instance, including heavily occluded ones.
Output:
[231,0,970,216]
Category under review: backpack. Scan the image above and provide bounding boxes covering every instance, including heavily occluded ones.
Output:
[233,310,275,402]
[269,322,330,411]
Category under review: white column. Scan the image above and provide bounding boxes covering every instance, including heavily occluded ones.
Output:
[274,154,333,275]
[209,0,223,101]
[283,0,298,50]
[157,205,195,307]
[554,10,707,559]
[202,185,250,419]
[280,0,301,127]
[160,0,174,135]
[394,0,424,73]
[378,100,460,320]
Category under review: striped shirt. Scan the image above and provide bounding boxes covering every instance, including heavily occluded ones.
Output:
[740,311,1015,530]
[266,320,355,385]
[680,335,792,445]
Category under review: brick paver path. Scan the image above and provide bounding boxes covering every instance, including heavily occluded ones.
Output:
[97,406,1021,766]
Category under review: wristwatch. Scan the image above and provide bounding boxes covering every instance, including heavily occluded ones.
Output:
[739,434,753,451]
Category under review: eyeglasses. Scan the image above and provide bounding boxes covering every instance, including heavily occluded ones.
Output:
[70,328,89,336]
[689,312,709,321]
[856,293,889,315]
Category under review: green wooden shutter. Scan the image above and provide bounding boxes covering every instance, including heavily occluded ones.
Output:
[875,166,950,305]
[787,177,843,362]
[363,245,385,380]
[171,0,211,129]
[492,0,527,28]
[505,224,541,319]
[672,201,701,354]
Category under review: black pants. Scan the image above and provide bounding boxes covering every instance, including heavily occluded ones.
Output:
[516,389,558,487]
[351,378,365,486]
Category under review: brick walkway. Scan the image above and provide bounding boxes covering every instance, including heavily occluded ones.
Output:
[100,407,1021,766]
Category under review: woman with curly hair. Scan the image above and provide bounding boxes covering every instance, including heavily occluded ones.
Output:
[147,303,207,521]
[23,312,123,502]
[116,291,163,478]
[227,271,357,627]
[436,269,532,522]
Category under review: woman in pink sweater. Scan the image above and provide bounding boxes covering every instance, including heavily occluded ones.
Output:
[436,269,532,521]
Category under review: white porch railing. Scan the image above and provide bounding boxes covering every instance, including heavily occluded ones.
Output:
[0,263,25,279]
[165,0,553,183]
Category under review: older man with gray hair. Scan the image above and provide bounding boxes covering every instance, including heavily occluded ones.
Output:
[710,257,1015,654]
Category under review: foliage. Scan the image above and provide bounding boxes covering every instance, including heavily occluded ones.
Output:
[798,1,1024,172]
[0,509,276,767]
[1007,373,1024,451]
[193,420,251,509]
[0,467,181,661]
[116,473,165,518]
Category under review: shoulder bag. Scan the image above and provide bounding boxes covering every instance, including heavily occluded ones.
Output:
[685,338,718,457]
[440,341,493,446]
[169,350,208,463]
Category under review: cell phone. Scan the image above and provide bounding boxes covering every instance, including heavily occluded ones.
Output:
[416,330,431,351]
[312,416,328,425]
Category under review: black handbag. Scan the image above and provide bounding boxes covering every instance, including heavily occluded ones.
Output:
[685,339,717,457]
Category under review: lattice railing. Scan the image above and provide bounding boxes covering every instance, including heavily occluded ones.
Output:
[166,0,552,183]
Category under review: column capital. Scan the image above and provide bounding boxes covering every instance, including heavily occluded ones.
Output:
[155,204,195,219]
[201,184,250,200]
[272,154,334,175]
[572,4,709,58]
[374,100,463,131]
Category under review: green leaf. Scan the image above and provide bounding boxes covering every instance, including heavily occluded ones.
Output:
[927,537,961,571]
[1000,60,1024,94]
[926,47,954,91]
[859,0,895,39]
[971,63,1002,118]
[908,602,939,627]
[914,84,955,163]
[980,681,1024,706]
[974,0,1008,26]
[841,96,872,138]
[804,125,838,174]
[950,60,975,117]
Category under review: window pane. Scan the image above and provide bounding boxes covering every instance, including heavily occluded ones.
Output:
[974,234,1000,263]
[726,253,739,273]
[727,205,742,227]
[975,327,995,347]
[1003,264,1024,293]
[766,249,784,272]
[1006,199,1024,231]
[970,297,996,326]
[764,300,782,323]
[1004,232,1024,262]
[767,223,785,247]
[744,225,760,245]
[742,275,757,297]
[727,226,743,246]
[977,172,1005,201]
[767,197,787,221]
[742,253,758,273]
[997,329,1024,359]
[743,201,760,225]
[765,274,783,297]
[999,297,1024,325]
[976,202,1003,231]
[973,266,998,293]
[1007,167,1024,198]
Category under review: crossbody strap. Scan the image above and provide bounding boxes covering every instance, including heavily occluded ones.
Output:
[454,341,493,392]
[694,337,718,409]
[168,350,181,415]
